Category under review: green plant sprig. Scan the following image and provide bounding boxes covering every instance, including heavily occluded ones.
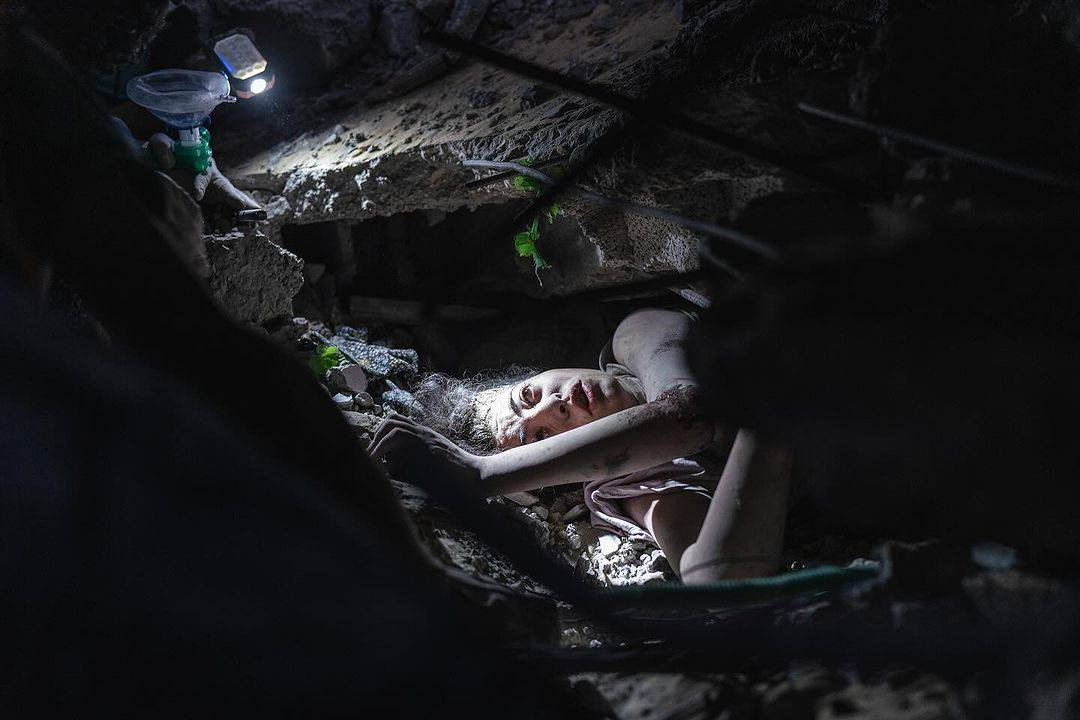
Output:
[512,157,562,282]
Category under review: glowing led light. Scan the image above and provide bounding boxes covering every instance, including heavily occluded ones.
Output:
[250,77,267,94]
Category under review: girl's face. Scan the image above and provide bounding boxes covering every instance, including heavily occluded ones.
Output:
[487,368,642,450]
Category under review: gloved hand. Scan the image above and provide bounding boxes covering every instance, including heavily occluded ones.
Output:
[146,133,261,211]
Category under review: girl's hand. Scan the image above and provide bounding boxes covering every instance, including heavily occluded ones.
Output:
[369,413,486,490]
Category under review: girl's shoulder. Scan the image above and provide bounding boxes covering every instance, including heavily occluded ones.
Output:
[610,308,698,401]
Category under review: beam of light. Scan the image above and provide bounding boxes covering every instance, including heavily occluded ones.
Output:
[249,77,267,94]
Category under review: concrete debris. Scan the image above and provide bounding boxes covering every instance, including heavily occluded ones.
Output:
[562,503,588,522]
[326,363,369,394]
[329,333,419,378]
[381,379,423,416]
[331,392,355,410]
[341,410,381,436]
[203,228,304,326]
[597,533,621,558]
[504,491,540,507]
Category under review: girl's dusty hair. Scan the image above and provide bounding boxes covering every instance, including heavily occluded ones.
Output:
[413,366,537,455]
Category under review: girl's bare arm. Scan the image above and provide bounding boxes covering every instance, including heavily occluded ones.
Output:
[478,390,714,495]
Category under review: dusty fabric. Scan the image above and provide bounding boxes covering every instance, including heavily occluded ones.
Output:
[584,459,715,541]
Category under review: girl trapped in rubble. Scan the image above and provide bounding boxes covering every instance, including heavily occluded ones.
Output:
[370,308,793,583]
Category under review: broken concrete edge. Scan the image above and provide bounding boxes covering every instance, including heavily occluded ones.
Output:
[203,227,304,326]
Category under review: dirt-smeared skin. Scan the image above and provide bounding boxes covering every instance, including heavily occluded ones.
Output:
[603,449,631,476]
[656,384,712,433]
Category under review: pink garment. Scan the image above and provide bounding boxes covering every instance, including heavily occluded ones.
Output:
[583,458,715,543]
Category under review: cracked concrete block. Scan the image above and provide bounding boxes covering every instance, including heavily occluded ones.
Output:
[204,228,304,325]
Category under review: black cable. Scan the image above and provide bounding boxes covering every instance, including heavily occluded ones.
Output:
[463,159,780,261]
[464,155,571,189]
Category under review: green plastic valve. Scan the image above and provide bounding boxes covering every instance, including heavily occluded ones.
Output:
[173,127,212,173]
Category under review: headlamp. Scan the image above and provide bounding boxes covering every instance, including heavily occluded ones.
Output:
[211,30,275,99]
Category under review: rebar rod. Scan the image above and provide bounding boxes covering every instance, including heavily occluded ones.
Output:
[428,30,867,197]
[798,102,1080,192]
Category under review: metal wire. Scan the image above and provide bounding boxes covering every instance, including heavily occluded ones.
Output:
[462,159,780,261]
[798,102,1080,192]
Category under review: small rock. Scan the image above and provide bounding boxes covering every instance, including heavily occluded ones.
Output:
[533,505,549,521]
[331,392,355,410]
[598,533,621,558]
[354,391,375,410]
[504,491,539,507]
[382,380,422,416]
[563,503,588,522]
[341,411,382,437]
[326,364,369,394]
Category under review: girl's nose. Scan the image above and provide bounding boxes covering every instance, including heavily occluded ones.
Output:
[535,394,570,423]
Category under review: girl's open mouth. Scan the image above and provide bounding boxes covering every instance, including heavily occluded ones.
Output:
[580,382,596,413]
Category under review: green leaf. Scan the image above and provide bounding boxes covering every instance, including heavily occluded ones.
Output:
[544,203,560,223]
[515,230,536,257]
[512,174,542,191]
[512,206,552,283]
[308,344,343,375]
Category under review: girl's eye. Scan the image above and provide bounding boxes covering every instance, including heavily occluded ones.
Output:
[521,385,536,406]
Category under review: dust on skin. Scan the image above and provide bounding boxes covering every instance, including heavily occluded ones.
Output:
[652,330,687,358]
[604,449,631,476]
